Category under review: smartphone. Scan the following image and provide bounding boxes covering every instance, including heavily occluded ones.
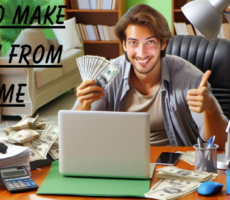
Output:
[155,152,181,165]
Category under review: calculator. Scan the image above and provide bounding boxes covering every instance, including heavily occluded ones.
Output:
[0,166,38,193]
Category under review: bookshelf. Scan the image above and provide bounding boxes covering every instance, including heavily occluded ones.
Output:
[64,0,127,59]
[172,0,230,35]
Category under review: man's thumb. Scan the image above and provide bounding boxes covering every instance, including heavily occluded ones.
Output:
[199,70,212,88]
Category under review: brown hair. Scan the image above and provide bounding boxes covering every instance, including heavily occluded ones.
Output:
[115,4,172,58]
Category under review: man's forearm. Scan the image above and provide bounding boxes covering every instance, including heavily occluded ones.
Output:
[203,97,228,150]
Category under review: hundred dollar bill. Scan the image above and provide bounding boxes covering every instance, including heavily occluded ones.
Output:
[145,178,201,200]
[22,125,58,159]
[3,115,39,134]
[93,62,119,88]
[8,129,41,143]
[23,141,47,162]
[38,124,59,158]
[49,138,59,160]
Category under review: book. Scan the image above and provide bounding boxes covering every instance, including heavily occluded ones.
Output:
[174,22,189,35]
[90,25,97,40]
[89,0,97,9]
[108,26,118,40]
[186,24,195,35]
[93,25,100,40]
[70,0,78,9]
[78,0,90,9]
[76,24,82,39]
[102,25,110,41]
[97,25,105,41]
[79,23,87,41]
[82,24,89,40]
[112,0,117,10]
[85,25,92,40]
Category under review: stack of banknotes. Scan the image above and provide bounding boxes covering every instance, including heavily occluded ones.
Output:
[76,56,119,88]
[2,115,59,162]
[145,166,218,200]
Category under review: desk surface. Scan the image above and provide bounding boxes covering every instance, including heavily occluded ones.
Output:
[0,146,227,200]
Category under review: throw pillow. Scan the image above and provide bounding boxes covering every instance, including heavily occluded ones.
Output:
[51,17,82,51]
[5,23,50,57]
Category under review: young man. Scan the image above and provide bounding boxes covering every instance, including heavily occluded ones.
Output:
[72,4,228,149]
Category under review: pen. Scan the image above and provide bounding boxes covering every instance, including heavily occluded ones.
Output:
[197,137,203,148]
[207,136,215,149]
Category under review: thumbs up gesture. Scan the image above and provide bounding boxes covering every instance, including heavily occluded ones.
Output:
[186,70,213,113]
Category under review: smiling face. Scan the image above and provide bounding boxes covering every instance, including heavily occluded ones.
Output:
[123,24,166,75]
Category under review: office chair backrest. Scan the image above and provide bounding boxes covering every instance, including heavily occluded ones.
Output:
[166,35,230,119]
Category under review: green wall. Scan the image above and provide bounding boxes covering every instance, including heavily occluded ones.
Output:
[127,0,172,31]
[1,0,172,56]
[1,0,64,56]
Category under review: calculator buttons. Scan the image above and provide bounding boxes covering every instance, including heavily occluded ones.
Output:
[24,182,32,187]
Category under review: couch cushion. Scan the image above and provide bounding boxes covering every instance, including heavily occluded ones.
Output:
[51,17,82,51]
[61,48,84,75]
[6,23,50,57]
[34,52,62,88]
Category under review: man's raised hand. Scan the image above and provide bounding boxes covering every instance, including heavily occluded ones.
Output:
[186,70,213,113]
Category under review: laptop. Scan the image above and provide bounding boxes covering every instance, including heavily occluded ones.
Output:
[58,110,150,179]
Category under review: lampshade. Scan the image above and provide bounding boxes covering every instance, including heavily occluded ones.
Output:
[181,0,222,42]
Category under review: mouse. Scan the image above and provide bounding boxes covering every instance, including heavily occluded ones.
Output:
[197,181,223,197]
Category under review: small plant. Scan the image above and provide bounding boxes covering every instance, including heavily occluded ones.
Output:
[0,0,50,44]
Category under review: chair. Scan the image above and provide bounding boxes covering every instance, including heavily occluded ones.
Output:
[166,35,230,119]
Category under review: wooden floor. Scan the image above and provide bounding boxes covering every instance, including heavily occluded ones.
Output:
[0,91,77,135]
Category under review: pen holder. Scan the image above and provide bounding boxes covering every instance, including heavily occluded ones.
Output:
[193,143,218,173]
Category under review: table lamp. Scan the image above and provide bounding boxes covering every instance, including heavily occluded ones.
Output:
[181,0,230,169]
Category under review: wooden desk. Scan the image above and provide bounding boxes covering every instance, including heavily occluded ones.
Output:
[0,146,228,200]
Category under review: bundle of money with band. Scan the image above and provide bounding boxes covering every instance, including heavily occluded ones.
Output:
[156,166,218,182]
[145,166,218,199]
[2,115,59,162]
[3,115,50,135]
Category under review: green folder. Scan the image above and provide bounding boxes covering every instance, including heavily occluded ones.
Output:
[37,160,150,198]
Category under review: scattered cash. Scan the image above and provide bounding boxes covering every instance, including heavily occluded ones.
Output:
[145,178,201,200]
[76,55,119,88]
[2,115,60,162]
[156,166,217,182]
[23,124,59,160]
[3,115,39,134]
[8,129,41,143]
[176,151,195,165]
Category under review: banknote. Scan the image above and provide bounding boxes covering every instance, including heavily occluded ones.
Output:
[8,129,41,143]
[175,151,195,165]
[23,141,47,162]
[157,166,217,182]
[23,125,59,160]
[145,178,201,200]
[76,56,119,89]
[49,138,59,160]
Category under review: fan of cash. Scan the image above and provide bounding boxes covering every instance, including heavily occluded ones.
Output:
[145,166,218,200]
[76,56,119,88]
[2,115,59,162]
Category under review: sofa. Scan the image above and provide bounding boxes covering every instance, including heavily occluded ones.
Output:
[0,25,84,117]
